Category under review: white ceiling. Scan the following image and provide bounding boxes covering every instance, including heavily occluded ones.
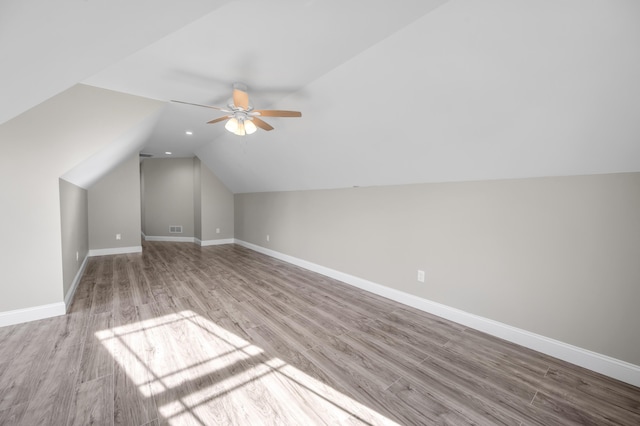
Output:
[0,0,231,125]
[5,0,640,193]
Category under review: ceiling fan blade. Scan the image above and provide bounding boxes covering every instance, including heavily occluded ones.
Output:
[233,89,250,110]
[171,100,224,110]
[254,110,302,117]
[207,116,230,124]
[252,117,274,131]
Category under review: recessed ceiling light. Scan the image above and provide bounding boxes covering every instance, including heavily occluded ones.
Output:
[185,131,193,135]
[165,151,172,155]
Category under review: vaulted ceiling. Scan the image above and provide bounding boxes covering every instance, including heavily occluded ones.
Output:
[4,0,640,193]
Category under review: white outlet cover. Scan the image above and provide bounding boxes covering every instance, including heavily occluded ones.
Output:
[417,270,425,282]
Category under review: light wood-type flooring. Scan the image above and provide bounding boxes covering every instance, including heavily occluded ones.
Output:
[1,242,639,425]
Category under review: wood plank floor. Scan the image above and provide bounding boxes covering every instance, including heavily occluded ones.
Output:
[1,242,639,425]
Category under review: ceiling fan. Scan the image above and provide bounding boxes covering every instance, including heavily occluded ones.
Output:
[172,82,302,136]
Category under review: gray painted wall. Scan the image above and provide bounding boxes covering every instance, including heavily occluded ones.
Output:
[235,172,640,366]
[59,179,88,299]
[0,84,163,313]
[198,157,234,241]
[141,158,195,238]
[141,166,146,236]
[88,154,142,250]
[141,157,234,241]
[194,158,202,240]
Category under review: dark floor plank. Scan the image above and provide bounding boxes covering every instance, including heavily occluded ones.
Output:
[386,377,486,426]
[531,389,623,426]
[409,354,563,426]
[303,342,422,425]
[72,259,99,301]
[67,375,113,426]
[126,261,155,307]
[533,369,640,426]
[0,402,28,425]
[543,366,640,417]
[0,338,51,411]
[90,257,114,315]
[18,344,82,426]
[78,312,114,384]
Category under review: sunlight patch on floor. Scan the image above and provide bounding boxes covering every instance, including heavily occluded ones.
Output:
[96,310,398,425]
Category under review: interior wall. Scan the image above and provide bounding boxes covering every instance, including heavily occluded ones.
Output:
[141,165,146,236]
[198,157,234,241]
[141,158,195,238]
[88,154,142,250]
[59,179,88,299]
[235,172,640,366]
[140,157,234,242]
[0,84,163,313]
[194,158,202,240]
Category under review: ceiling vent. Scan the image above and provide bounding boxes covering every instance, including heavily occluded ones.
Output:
[139,153,153,158]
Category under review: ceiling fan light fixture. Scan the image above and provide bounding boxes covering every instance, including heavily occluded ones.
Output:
[244,119,257,135]
[173,82,301,135]
[225,117,239,133]
[234,120,246,136]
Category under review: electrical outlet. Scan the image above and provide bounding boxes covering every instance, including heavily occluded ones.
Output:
[216,228,220,234]
[266,234,270,242]
[417,270,425,283]
[116,233,121,240]
[76,251,79,262]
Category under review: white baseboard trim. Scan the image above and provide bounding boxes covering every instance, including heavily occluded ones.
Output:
[88,246,142,257]
[144,236,195,243]
[64,254,89,309]
[0,302,66,328]
[234,239,640,388]
[197,238,234,247]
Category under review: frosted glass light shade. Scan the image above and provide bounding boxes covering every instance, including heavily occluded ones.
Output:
[225,118,238,133]
[244,119,257,134]
[234,120,246,136]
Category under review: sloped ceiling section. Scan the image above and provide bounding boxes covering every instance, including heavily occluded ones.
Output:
[6,0,639,194]
[0,0,231,125]
[60,100,167,189]
[195,0,640,193]
[84,0,449,163]
[84,0,448,106]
